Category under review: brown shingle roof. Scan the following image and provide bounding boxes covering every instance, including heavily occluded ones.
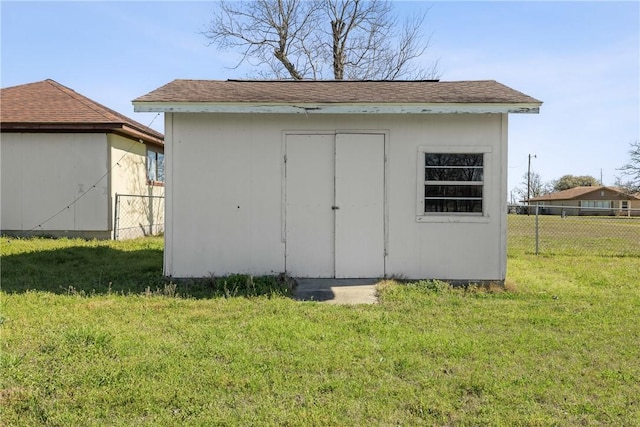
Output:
[530,186,640,201]
[133,79,542,105]
[1,79,163,145]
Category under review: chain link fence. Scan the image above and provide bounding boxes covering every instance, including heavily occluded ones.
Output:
[508,204,640,256]
[114,194,165,240]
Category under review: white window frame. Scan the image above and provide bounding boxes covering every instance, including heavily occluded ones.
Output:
[416,145,492,223]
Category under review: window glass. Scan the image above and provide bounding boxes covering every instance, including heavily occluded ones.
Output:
[147,150,157,181]
[425,185,483,198]
[424,153,483,214]
[580,200,610,209]
[425,200,483,213]
[157,152,165,182]
[147,148,164,183]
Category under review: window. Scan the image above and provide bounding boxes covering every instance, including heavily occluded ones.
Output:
[417,146,491,222]
[580,200,611,209]
[423,153,484,213]
[147,148,165,184]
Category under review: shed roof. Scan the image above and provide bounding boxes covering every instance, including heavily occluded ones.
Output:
[133,79,542,115]
[529,186,640,202]
[1,79,163,146]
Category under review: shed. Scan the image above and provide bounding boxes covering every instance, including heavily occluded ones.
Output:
[134,79,541,281]
[1,79,165,239]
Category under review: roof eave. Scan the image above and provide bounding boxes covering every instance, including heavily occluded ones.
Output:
[0,122,164,147]
[133,102,541,115]
[0,122,121,132]
[116,124,164,147]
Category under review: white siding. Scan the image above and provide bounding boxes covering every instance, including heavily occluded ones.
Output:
[1,133,109,232]
[165,113,507,281]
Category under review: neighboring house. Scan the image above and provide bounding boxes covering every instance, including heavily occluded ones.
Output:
[1,79,165,239]
[528,186,640,216]
[134,79,541,282]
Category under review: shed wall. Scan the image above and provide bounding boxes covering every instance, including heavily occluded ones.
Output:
[165,113,507,281]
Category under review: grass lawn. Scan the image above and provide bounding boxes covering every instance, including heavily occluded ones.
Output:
[1,236,639,425]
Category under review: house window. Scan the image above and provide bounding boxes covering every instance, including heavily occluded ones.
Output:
[416,146,491,222]
[147,148,165,184]
[580,200,611,209]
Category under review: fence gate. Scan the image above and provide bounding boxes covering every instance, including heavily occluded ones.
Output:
[114,194,165,240]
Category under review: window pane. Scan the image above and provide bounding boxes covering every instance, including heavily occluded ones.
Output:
[425,167,483,182]
[147,151,157,181]
[157,153,165,182]
[425,185,482,198]
[424,199,483,213]
[425,153,483,167]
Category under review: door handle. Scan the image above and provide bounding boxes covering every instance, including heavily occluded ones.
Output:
[331,206,340,210]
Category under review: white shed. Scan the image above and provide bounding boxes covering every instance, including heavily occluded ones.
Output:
[134,80,541,282]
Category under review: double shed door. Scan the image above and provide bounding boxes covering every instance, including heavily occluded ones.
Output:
[285,133,385,278]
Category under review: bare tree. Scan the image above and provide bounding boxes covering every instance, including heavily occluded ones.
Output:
[618,140,640,192]
[613,176,638,195]
[515,171,547,202]
[203,0,439,80]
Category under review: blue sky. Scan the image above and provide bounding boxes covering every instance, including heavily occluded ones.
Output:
[2,1,638,196]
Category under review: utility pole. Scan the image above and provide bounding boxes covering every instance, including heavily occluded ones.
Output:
[527,154,537,215]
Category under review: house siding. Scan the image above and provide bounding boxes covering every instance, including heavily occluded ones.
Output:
[165,112,507,281]
[108,134,165,239]
[1,133,109,235]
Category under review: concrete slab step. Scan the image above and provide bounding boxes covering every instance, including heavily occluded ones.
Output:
[292,278,379,304]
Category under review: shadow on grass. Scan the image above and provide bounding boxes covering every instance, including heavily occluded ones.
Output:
[0,245,292,299]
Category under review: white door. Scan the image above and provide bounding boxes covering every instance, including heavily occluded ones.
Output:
[285,133,385,278]
[335,133,385,278]
[285,134,335,277]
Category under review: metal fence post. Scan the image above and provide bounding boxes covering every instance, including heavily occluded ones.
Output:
[535,204,539,255]
[114,194,121,241]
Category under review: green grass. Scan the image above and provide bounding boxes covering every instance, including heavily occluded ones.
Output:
[1,236,639,425]
[0,237,290,298]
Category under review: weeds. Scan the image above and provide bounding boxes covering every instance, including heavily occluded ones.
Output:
[175,273,293,299]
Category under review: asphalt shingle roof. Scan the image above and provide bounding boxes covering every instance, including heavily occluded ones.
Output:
[1,79,163,144]
[133,79,542,105]
[529,186,640,201]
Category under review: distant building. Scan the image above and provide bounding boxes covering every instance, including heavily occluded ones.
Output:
[528,186,640,216]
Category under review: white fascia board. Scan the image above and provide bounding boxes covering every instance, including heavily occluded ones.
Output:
[133,102,540,114]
